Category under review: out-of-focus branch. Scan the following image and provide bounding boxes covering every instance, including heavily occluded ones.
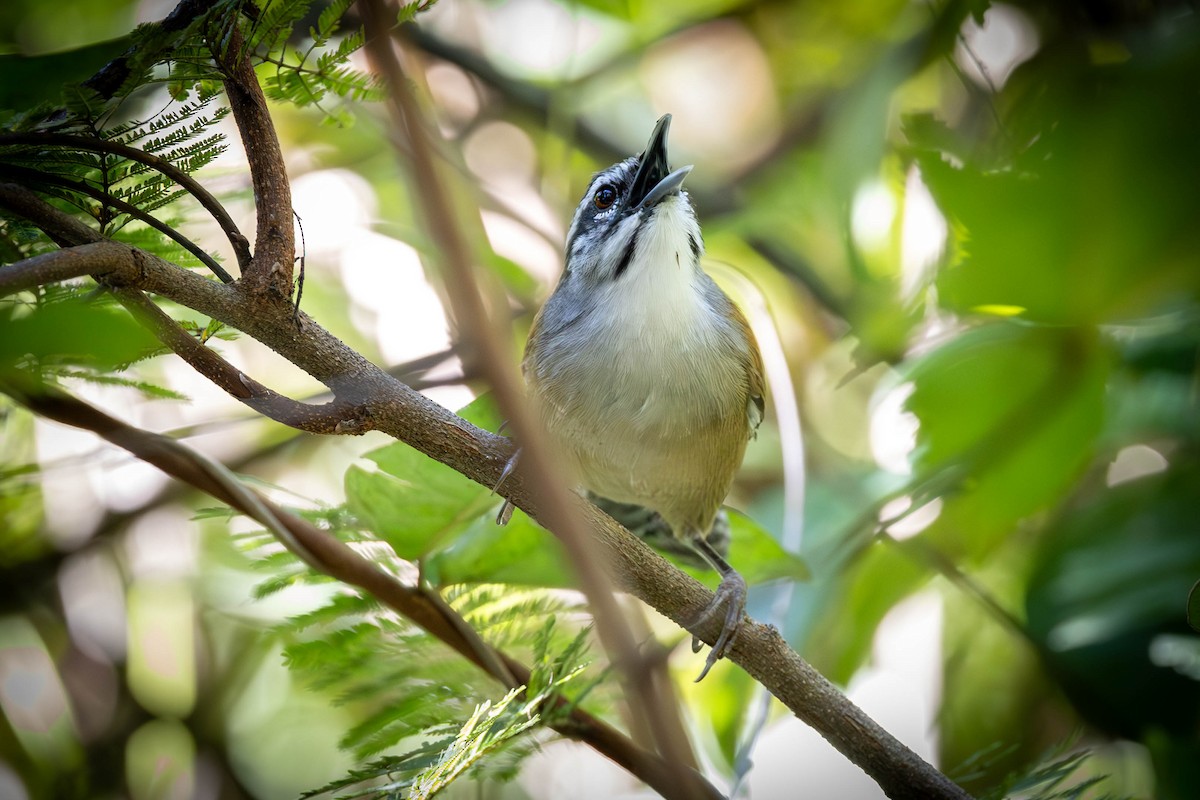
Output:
[1,379,722,800]
[363,2,704,781]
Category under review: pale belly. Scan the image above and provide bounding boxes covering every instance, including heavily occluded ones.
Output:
[530,333,749,536]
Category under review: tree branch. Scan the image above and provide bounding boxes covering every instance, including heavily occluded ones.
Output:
[0,239,122,294]
[216,27,295,296]
[111,287,375,434]
[0,379,721,800]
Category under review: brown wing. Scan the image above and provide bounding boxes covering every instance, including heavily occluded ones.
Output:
[728,299,766,436]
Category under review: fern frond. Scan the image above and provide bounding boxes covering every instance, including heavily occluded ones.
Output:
[407,687,542,798]
[977,743,1133,800]
[57,370,188,400]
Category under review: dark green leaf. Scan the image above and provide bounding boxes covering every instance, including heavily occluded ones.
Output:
[0,297,159,374]
[344,394,503,558]
[904,323,1106,550]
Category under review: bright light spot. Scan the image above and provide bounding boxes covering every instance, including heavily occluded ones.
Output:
[339,231,452,364]
[879,496,943,541]
[956,4,1040,91]
[34,419,105,547]
[291,170,376,256]
[870,381,918,475]
[125,507,197,580]
[426,63,480,127]
[0,617,74,741]
[972,304,1026,317]
[851,179,895,253]
[60,550,127,661]
[1149,635,1200,680]
[1048,614,1112,651]
[643,21,780,171]
[93,458,168,513]
[481,211,561,283]
[1106,444,1169,487]
[900,168,947,299]
[464,121,537,187]
[480,0,591,74]
[0,762,28,800]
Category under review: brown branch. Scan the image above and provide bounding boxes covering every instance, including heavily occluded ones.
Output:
[362,2,704,782]
[216,27,294,296]
[0,239,120,294]
[112,287,374,434]
[0,132,252,271]
[0,379,721,800]
[0,143,972,800]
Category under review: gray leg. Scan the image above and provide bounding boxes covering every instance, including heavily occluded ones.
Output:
[492,447,521,525]
[688,534,747,681]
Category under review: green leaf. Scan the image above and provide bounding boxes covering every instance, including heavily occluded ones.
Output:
[1026,462,1200,743]
[806,539,929,683]
[343,460,489,559]
[728,510,809,583]
[904,323,1107,551]
[0,38,129,109]
[344,394,503,558]
[0,297,159,374]
[423,509,572,588]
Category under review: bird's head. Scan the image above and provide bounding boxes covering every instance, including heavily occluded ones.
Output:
[562,114,702,288]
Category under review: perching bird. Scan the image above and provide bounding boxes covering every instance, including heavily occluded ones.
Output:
[521,114,765,679]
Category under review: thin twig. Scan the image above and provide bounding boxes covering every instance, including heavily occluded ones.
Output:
[362,2,704,785]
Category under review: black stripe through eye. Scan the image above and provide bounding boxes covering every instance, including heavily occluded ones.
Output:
[613,227,640,279]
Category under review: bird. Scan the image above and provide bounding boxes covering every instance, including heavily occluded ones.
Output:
[520,113,765,680]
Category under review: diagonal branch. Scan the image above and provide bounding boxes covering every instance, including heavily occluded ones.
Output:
[112,287,375,434]
[215,26,295,296]
[0,378,721,800]
[367,4,702,780]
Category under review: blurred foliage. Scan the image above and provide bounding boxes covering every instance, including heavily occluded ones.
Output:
[1,0,1199,798]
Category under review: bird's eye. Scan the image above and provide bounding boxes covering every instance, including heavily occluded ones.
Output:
[594,185,617,210]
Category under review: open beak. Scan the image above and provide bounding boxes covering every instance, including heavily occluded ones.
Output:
[629,114,693,211]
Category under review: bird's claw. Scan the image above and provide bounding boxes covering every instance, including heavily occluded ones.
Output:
[690,570,747,681]
[492,447,521,525]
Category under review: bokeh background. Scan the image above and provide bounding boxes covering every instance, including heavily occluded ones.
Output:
[2,0,1199,798]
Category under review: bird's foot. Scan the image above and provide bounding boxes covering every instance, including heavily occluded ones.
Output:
[690,569,747,681]
[492,446,521,525]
